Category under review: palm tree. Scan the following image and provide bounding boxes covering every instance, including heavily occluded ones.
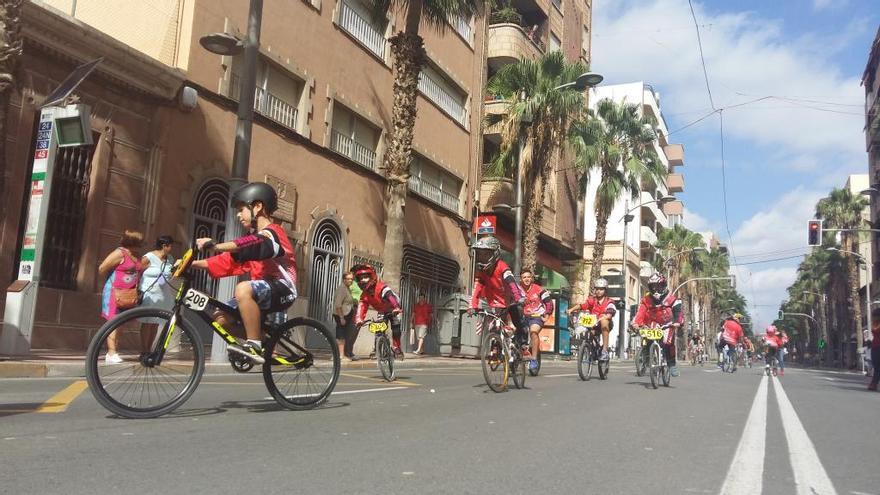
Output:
[0,0,22,199]
[569,98,667,290]
[370,0,483,285]
[654,224,706,355]
[816,187,869,367]
[484,51,588,270]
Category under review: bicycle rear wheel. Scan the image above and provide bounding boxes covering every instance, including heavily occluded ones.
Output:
[85,308,204,419]
[511,351,526,389]
[649,343,660,389]
[481,331,508,393]
[263,317,340,410]
[577,341,590,381]
[376,334,396,381]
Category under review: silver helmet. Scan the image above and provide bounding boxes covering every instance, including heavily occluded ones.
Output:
[594,278,609,290]
[472,236,501,271]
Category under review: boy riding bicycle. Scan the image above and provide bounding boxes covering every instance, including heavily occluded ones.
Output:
[192,182,298,364]
[351,264,404,356]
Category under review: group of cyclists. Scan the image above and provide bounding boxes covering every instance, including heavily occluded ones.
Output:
[188,180,787,380]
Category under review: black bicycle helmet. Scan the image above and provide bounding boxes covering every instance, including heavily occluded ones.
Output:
[232,182,278,214]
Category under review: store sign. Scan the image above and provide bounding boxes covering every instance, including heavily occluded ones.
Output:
[474,215,496,234]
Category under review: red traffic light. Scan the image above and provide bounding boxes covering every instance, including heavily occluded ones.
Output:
[807,220,822,246]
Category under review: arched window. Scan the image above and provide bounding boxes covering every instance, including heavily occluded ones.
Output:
[191,179,229,297]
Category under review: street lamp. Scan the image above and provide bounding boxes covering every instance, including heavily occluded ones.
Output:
[826,246,870,371]
[616,194,676,357]
[507,72,604,275]
[199,0,263,362]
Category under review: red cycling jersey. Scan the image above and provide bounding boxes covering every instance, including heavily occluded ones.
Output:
[522,283,553,316]
[633,294,683,327]
[470,260,525,309]
[205,223,298,288]
[579,296,617,317]
[721,319,744,345]
[355,280,401,324]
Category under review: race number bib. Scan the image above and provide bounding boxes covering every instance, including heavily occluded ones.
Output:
[183,289,209,311]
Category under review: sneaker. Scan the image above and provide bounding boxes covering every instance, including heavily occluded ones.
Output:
[670,365,680,377]
[529,359,538,371]
[227,342,265,365]
[105,352,123,365]
[868,382,877,391]
[600,350,609,361]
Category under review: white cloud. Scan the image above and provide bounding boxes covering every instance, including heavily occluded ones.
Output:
[682,207,717,232]
[813,0,849,11]
[592,0,865,169]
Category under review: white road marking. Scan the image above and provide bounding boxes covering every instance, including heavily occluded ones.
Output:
[772,377,838,495]
[543,373,579,378]
[703,369,721,373]
[720,374,767,495]
[262,386,410,400]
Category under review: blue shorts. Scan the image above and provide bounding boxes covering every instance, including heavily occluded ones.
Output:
[526,317,544,329]
[226,279,297,313]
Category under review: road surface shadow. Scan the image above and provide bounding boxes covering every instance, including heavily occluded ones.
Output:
[219,399,350,414]
[0,402,49,417]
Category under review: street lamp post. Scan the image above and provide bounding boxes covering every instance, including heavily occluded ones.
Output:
[802,289,828,363]
[507,72,603,275]
[827,247,870,372]
[618,194,676,357]
[199,0,263,361]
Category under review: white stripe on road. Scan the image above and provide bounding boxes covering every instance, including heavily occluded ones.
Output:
[720,374,767,495]
[262,386,410,400]
[772,377,838,495]
[543,373,579,378]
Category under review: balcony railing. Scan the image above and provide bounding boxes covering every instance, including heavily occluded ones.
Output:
[339,0,386,58]
[451,15,471,41]
[409,175,460,213]
[331,129,377,170]
[231,75,298,130]
[418,71,467,125]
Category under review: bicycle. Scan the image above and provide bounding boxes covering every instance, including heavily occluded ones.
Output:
[765,347,779,376]
[573,313,609,381]
[476,309,526,393]
[359,314,397,382]
[631,327,647,377]
[85,244,340,418]
[636,325,671,389]
[720,343,737,373]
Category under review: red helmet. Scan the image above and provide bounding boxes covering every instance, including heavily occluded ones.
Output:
[351,264,377,291]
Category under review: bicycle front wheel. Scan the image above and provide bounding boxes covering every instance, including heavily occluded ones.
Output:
[649,343,660,389]
[598,353,609,380]
[481,331,508,393]
[376,334,396,382]
[511,351,526,389]
[634,344,645,377]
[85,308,204,419]
[578,342,593,381]
[263,317,340,410]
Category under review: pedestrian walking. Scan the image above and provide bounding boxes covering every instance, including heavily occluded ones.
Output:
[869,308,880,391]
[778,329,789,376]
[412,292,433,355]
[334,271,358,361]
[97,229,145,364]
[138,235,176,355]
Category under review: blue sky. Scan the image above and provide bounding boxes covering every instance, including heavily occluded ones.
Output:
[592,0,877,329]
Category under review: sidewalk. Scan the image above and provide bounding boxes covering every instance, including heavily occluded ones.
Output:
[0,350,480,378]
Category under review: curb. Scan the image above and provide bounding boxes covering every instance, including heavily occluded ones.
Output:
[0,355,481,379]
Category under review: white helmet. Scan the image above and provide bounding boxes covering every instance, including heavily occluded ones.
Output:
[472,236,501,272]
[594,278,609,290]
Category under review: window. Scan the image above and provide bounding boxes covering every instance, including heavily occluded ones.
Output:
[230,58,302,131]
[668,214,683,228]
[551,0,562,11]
[418,64,468,125]
[549,32,561,52]
[408,155,462,213]
[331,104,380,170]
[449,15,472,42]
[338,0,387,59]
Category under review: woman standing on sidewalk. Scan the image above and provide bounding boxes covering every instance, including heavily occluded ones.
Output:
[98,230,145,364]
[138,236,175,355]
[334,271,359,361]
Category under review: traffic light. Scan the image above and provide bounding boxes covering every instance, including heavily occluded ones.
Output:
[807,220,822,246]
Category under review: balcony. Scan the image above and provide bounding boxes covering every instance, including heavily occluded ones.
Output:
[640,191,667,223]
[639,260,655,278]
[482,98,509,142]
[231,76,299,131]
[480,178,515,211]
[662,200,683,216]
[409,176,460,213]
[330,130,377,170]
[640,225,658,246]
[664,143,684,167]
[666,173,684,193]
[487,23,544,72]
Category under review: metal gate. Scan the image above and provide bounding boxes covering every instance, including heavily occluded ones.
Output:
[191,179,228,298]
[399,245,461,347]
[41,141,96,289]
[308,220,344,326]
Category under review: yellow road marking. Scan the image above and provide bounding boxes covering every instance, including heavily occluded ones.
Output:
[340,372,419,387]
[35,380,88,413]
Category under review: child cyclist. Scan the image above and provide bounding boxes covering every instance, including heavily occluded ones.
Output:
[467,236,530,357]
[192,182,298,364]
[351,264,404,357]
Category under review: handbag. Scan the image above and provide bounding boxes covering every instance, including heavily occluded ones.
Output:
[114,287,140,309]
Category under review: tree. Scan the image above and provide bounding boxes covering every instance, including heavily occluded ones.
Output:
[0,0,22,200]
[569,98,667,290]
[485,51,588,271]
[370,0,483,286]
[816,187,869,367]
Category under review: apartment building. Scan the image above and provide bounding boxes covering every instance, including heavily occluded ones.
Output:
[578,82,686,351]
[478,0,594,295]
[0,0,485,352]
[863,26,880,307]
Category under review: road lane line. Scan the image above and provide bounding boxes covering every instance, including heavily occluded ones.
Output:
[35,380,88,413]
[340,372,418,387]
[543,373,579,378]
[720,374,767,495]
[772,376,838,495]
[263,386,410,400]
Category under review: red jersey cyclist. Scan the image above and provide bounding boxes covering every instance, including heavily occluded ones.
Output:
[632,273,684,377]
[193,182,298,364]
[568,278,616,361]
[521,268,553,370]
[718,313,745,371]
[467,236,530,356]
[351,264,404,357]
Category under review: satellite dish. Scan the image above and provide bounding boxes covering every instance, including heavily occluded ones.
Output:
[40,58,103,108]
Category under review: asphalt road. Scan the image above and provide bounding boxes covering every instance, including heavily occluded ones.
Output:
[1,360,877,495]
